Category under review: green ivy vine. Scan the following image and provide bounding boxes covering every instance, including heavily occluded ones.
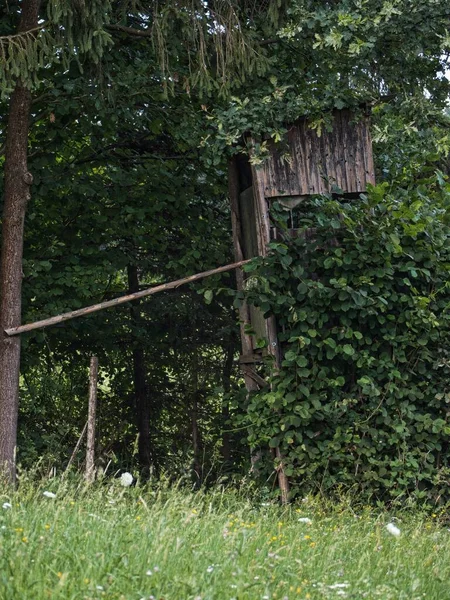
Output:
[242,175,450,502]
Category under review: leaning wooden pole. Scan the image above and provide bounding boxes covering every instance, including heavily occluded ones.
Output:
[5,260,250,337]
[85,357,99,483]
[250,153,290,504]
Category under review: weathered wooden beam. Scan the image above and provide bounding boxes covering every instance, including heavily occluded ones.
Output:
[239,353,263,364]
[249,149,290,504]
[85,356,99,484]
[5,259,250,336]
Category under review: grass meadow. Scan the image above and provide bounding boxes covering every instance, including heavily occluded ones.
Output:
[1,478,449,600]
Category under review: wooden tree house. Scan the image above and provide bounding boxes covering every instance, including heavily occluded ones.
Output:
[228,109,376,500]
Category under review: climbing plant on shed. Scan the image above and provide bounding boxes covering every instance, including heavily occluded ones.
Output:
[241,175,450,502]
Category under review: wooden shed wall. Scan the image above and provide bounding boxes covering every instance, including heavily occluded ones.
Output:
[258,109,375,198]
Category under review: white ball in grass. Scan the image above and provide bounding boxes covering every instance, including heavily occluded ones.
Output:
[120,472,134,487]
[386,522,401,537]
[43,491,56,499]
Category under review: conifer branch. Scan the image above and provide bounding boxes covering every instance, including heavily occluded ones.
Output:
[106,24,153,38]
[0,24,46,40]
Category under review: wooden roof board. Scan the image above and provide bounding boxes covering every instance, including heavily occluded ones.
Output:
[257,110,375,198]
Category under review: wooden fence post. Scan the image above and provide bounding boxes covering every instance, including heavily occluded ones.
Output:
[85,356,99,483]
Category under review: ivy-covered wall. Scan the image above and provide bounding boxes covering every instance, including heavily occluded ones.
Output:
[241,176,450,502]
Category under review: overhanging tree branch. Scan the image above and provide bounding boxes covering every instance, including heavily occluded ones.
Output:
[106,23,282,46]
[106,24,153,37]
[0,23,46,40]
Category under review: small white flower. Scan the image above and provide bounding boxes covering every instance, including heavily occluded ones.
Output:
[96,586,104,591]
[298,517,312,524]
[153,566,159,572]
[328,583,350,589]
[2,502,12,509]
[386,522,401,537]
[146,570,153,576]
[206,565,214,573]
[43,491,56,498]
[120,472,133,487]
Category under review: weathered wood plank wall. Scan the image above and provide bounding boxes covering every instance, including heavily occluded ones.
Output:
[259,110,375,198]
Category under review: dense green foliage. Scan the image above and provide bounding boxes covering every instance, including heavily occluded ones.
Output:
[208,0,450,159]
[0,0,254,478]
[242,175,450,501]
[0,0,110,94]
[1,481,450,599]
[1,0,450,498]
[13,78,241,475]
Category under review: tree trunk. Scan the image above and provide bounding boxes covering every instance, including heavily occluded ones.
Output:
[127,264,152,474]
[0,0,41,482]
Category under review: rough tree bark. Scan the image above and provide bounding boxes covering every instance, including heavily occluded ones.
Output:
[127,264,152,473]
[0,0,41,482]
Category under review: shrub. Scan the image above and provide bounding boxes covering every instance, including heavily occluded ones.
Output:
[243,175,450,502]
